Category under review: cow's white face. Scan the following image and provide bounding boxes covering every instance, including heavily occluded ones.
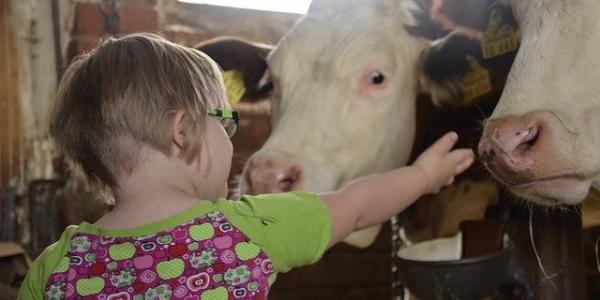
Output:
[239,0,430,247]
[479,0,600,205]
[241,0,426,195]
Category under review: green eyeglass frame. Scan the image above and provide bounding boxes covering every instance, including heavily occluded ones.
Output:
[207,108,240,138]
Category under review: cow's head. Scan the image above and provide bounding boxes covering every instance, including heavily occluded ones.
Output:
[198,0,474,247]
[479,0,600,206]
[246,0,424,194]
[240,0,467,192]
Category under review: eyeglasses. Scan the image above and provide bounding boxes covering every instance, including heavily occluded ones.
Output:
[207,108,240,138]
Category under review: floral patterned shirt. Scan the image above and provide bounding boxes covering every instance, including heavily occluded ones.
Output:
[18,192,331,300]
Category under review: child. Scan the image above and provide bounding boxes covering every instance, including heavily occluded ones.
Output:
[18,33,474,299]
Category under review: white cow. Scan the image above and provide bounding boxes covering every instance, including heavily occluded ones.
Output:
[233,0,465,248]
[479,0,600,206]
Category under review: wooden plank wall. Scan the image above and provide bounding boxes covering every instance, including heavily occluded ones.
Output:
[0,0,24,196]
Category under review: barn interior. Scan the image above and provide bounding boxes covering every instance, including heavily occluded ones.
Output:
[1,0,599,299]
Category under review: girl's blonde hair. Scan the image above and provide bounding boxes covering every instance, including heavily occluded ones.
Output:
[50,33,227,187]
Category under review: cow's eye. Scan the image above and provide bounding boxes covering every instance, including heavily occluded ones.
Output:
[371,72,385,85]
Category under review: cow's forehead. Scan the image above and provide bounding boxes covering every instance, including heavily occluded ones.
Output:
[268,3,416,76]
[278,0,417,47]
[306,0,416,22]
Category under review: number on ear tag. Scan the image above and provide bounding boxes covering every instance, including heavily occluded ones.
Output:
[462,57,492,103]
[481,8,520,59]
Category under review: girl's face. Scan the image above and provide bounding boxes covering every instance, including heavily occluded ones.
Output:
[193,115,234,199]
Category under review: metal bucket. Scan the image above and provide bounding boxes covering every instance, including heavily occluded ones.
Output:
[396,234,511,300]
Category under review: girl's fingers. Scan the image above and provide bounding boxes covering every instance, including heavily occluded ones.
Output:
[429,132,458,154]
[447,148,474,164]
[455,155,475,173]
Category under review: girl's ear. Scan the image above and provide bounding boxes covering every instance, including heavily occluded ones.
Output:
[172,110,187,149]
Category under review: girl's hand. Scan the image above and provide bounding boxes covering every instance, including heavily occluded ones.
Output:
[413,132,475,194]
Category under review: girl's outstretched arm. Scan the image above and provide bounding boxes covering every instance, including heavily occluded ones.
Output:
[321,132,474,248]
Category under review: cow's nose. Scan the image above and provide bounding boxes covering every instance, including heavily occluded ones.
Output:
[242,159,303,194]
[479,116,541,165]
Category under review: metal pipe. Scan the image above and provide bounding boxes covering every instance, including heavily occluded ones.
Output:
[51,0,63,82]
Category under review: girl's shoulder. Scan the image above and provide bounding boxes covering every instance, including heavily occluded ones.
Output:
[18,225,81,299]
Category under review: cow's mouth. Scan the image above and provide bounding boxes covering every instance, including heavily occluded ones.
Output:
[483,159,592,205]
[513,174,584,188]
[509,174,592,206]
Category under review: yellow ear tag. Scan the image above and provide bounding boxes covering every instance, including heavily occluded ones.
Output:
[481,8,520,59]
[222,70,246,105]
[462,57,492,103]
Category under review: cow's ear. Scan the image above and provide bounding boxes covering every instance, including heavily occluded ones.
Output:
[403,0,447,40]
[418,32,479,106]
[429,0,493,40]
[195,37,274,102]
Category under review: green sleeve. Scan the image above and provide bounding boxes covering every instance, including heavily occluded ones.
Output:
[217,192,332,273]
[18,259,44,300]
[18,226,79,300]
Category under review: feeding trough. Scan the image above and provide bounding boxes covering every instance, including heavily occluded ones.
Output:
[396,221,511,300]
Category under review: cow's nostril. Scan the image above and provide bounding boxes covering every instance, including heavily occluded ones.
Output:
[479,116,546,179]
[482,148,496,162]
[277,175,297,192]
[244,158,303,194]
[488,121,541,155]
[276,167,301,192]
[516,126,539,152]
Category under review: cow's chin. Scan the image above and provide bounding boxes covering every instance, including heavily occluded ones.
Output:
[508,176,592,206]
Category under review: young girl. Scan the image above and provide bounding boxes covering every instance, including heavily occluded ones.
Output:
[18,33,473,300]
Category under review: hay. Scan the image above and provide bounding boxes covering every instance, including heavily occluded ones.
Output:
[529,207,558,289]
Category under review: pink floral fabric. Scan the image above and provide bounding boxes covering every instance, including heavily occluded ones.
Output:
[44,211,274,300]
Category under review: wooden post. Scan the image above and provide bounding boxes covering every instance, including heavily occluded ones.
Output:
[501,192,588,300]
[532,207,587,300]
